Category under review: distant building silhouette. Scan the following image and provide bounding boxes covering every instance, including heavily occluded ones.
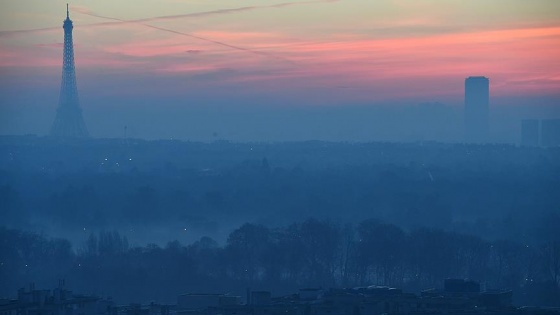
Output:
[464,76,489,143]
[50,4,89,138]
[521,119,539,146]
[541,119,560,147]
[2,282,113,315]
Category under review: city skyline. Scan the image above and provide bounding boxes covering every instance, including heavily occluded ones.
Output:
[0,1,559,141]
[2,1,560,309]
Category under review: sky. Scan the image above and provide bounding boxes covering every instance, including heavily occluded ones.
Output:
[0,0,559,141]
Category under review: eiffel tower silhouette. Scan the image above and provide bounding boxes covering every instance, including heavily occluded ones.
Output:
[50,4,89,138]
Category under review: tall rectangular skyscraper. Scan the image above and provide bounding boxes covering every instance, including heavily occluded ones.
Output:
[464,76,489,143]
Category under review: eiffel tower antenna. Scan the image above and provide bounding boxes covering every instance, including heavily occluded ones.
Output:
[50,4,89,138]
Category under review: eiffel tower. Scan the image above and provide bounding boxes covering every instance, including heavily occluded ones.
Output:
[50,4,89,138]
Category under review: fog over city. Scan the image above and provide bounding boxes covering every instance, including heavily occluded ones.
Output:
[1,0,560,313]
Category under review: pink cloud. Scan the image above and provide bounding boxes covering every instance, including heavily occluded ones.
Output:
[105,39,199,58]
[267,26,560,96]
[107,25,560,100]
[156,64,219,74]
[2,23,559,102]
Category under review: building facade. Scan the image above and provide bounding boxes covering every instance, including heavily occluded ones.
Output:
[464,76,489,143]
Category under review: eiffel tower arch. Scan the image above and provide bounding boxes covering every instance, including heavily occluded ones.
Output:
[50,4,89,138]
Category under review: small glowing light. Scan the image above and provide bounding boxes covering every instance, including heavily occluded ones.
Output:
[25,264,28,267]
[83,227,86,231]
[184,228,187,231]
[105,158,108,161]
[129,158,132,161]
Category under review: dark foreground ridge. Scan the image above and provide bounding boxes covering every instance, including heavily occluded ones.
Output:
[2,280,560,315]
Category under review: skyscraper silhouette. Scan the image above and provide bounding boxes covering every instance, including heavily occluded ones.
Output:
[464,76,489,143]
[50,4,89,138]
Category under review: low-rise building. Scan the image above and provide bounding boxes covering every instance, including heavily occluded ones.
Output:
[1,283,113,315]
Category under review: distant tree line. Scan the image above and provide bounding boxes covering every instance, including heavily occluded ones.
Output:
[1,218,559,306]
[2,151,559,245]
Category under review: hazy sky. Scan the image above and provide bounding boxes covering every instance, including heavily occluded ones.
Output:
[1,0,559,140]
